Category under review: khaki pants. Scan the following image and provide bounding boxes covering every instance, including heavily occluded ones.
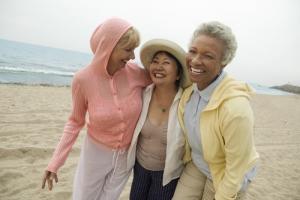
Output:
[172,161,245,200]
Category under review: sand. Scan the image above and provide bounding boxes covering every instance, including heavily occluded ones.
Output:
[0,84,299,200]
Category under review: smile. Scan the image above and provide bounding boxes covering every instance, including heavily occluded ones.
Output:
[190,67,204,75]
[153,72,166,78]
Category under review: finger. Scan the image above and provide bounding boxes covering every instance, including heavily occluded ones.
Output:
[47,178,53,191]
[50,173,58,183]
[42,171,49,189]
[54,174,58,183]
[42,177,46,189]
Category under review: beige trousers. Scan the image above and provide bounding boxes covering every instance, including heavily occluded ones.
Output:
[172,161,245,200]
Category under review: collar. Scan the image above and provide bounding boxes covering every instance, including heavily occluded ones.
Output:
[193,71,226,102]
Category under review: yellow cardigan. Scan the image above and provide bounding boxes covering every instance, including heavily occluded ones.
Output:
[178,75,259,200]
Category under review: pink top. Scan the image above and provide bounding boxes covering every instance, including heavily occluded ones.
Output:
[47,18,150,173]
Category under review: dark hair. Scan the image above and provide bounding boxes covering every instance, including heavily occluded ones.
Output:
[152,51,182,88]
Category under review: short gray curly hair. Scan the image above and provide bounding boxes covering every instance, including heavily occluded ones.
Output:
[190,21,237,66]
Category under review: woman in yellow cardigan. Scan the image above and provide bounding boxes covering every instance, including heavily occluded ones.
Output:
[172,21,259,200]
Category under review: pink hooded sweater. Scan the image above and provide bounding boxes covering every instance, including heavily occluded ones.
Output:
[47,18,150,173]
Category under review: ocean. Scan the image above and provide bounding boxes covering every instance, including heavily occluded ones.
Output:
[0,39,292,95]
[0,39,92,86]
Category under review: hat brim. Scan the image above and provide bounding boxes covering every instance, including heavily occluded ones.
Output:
[140,39,191,88]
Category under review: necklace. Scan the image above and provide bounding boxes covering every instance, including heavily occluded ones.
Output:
[161,108,167,112]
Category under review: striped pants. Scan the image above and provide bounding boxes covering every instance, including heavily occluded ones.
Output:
[72,135,131,200]
[130,161,178,200]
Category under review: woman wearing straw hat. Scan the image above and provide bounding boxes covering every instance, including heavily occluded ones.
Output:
[172,21,259,200]
[42,18,151,200]
[127,39,191,200]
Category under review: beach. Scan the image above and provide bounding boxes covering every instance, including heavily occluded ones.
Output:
[0,84,299,200]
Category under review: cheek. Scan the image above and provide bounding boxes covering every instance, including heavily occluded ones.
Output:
[167,66,179,79]
[148,64,155,73]
[186,55,193,67]
[208,65,222,78]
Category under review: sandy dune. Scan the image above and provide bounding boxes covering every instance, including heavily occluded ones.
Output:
[0,84,299,200]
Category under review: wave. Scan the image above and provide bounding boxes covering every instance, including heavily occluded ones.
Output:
[0,82,71,87]
[0,66,74,77]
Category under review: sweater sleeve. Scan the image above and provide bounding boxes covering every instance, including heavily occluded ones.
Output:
[136,65,152,87]
[215,97,257,200]
[141,69,152,87]
[47,75,87,173]
[178,87,192,164]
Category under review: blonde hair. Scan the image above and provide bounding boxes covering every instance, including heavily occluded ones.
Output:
[118,27,140,48]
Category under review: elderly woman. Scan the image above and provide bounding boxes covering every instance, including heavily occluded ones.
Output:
[42,18,150,200]
[127,39,191,200]
[172,21,259,200]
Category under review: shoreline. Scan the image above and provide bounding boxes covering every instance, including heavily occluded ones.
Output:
[0,82,298,96]
[0,82,71,88]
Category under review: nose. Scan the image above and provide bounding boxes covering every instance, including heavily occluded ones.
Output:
[156,62,164,70]
[190,54,203,65]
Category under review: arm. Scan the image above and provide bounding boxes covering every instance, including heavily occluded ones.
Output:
[177,88,192,164]
[135,63,152,86]
[42,75,87,190]
[215,98,256,200]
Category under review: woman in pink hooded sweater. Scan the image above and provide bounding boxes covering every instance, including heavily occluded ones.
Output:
[41,18,150,200]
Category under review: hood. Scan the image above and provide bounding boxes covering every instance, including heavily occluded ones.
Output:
[88,18,132,76]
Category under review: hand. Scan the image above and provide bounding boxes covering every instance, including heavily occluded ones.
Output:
[42,170,58,191]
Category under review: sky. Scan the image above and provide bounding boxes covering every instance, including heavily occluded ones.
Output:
[0,0,299,86]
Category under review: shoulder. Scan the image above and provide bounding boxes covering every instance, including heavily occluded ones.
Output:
[126,62,151,85]
[181,85,194,102]
[126,62,146,73]
[71,67,93,91]
[221,96,253,119]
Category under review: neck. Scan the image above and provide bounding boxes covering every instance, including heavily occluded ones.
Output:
[197,73,221,90]
[107,65,119,76]
[152,84,177,113]
[153,84,177,97]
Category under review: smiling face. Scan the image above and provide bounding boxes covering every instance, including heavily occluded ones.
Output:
[107,42,136,75]
[187,34,225,90]
[149,52,179,87]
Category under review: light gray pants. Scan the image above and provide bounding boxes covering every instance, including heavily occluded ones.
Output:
[73,135,131,200]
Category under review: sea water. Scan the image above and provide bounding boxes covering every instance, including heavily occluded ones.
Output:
[0,39,92,86]
[0,39,293,95]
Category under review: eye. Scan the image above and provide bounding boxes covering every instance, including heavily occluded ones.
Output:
[205,54,215,60]
[188,49,196,54]
[151,60,159,64]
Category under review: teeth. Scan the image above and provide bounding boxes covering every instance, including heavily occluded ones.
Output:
[191,67,204,74]
[154,73,164,78]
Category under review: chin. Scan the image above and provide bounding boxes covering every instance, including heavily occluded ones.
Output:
[190,80,198,84]
[152,80,164,86]
[188,75,199,83]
